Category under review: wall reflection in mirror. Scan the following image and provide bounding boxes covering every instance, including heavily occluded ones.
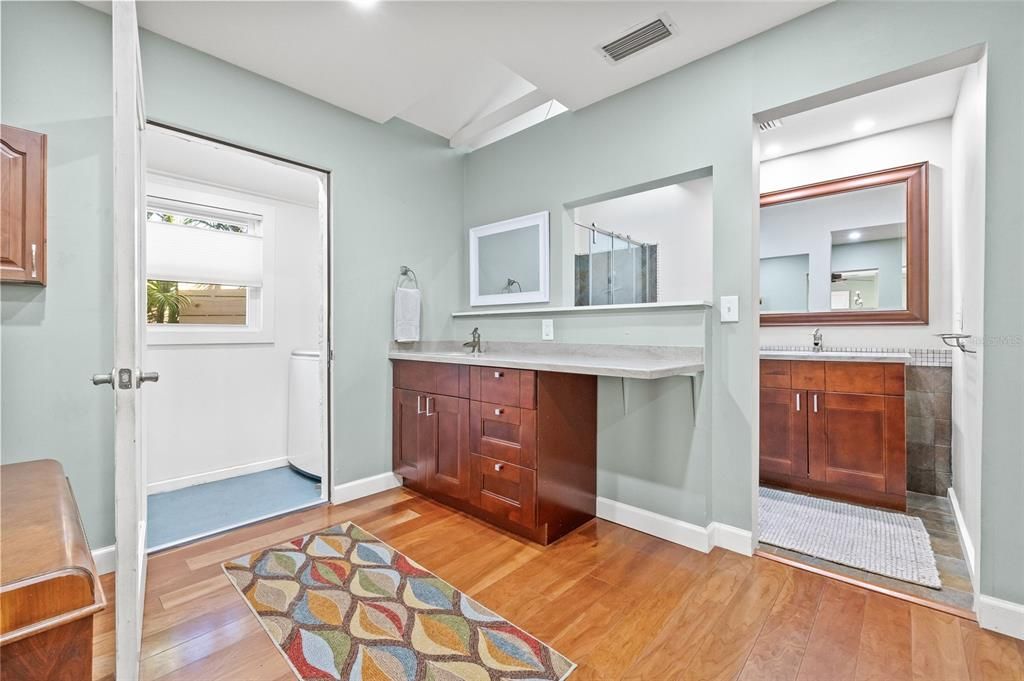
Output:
[760,180,909,314]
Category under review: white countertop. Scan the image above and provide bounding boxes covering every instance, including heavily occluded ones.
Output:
[760,349,912,364]
[389,341,704,380]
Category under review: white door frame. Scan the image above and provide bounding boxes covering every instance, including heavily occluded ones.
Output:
[112,1,148,678]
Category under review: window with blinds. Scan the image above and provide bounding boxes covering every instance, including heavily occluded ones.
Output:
[145,191,274,343]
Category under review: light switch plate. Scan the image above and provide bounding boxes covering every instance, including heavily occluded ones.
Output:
[541,319,554,340]
[720,295,739,323]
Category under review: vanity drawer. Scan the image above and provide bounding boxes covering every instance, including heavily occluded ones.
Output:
[470,366,536,408]
[825,362,886,395]
[393,360,469,399]
[471,454,536,529]
[760,360,791,389]
[470,402,537,469]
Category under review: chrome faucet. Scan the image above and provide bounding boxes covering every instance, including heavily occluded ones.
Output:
[812,328,823,351]
[463,327,482,354]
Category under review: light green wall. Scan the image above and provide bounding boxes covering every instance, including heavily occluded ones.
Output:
[0,1,463,548]
[460,1,1023,604]
[831,238,904,309]
[1,1,116,546]
[760,254,809,312]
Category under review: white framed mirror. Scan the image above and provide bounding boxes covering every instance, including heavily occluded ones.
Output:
[469,211,549,306]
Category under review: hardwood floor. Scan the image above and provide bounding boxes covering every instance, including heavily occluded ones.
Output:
[93,487,1024,680]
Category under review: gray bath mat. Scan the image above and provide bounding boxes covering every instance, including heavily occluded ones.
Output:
[759,487,941,588]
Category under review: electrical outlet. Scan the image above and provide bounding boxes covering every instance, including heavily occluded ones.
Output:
[720,295,739,323]
[541,319,554,340]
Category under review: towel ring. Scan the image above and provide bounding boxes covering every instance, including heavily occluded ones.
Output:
[396,265,419,290]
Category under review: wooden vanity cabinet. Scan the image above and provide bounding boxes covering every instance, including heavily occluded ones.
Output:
[392,360,597,544]
[759,359,907,510]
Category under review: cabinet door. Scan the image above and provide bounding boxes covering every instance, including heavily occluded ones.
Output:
[1,125,47,285]
[423,394,471,500]
[759,388,807,478]
[393,389,424,484]
[810,392,888,492]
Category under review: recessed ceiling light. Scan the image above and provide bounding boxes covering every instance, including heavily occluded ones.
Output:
[853,118,876,133]
[764,143,783,156]
[350,0,378,9]
[848,231,862,240]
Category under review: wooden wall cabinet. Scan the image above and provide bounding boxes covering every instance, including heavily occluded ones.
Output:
[1,125,47,285]
[393,360,597,544]
[759,359,907,510]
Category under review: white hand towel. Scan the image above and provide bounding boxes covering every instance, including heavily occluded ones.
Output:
[394,287,421,342]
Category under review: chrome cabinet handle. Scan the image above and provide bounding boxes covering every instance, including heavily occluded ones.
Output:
[494,463,504,472]
[813,394,818,413]
[494,408,503,416]
[416,395,424,415]
[425,397,434,416]
[795,393,801,412]
[30,244,37,278]
[493,371,503,379]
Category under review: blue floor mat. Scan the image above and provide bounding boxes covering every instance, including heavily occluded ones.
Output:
[147,466,322,550]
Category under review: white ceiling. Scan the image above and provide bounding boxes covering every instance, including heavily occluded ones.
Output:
[760,65,968,160]
[146,126,321,207]
[117,1,827,149]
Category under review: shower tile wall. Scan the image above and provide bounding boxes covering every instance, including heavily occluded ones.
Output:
[906,366,953,495]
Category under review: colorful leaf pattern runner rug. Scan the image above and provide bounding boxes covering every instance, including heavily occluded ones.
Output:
[222,522,575,680]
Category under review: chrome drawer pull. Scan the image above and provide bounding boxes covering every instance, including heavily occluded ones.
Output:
[494,371,503,379]
[795,393,801,412]
[425,397,434,416]
[494,463,504,472]
[30,244,37,278]
[417,395,424,414]
[813,394,819,413]
[494,408,503,416]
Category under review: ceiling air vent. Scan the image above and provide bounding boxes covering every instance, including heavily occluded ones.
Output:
[599,14,676,64]
[759,119,783,132]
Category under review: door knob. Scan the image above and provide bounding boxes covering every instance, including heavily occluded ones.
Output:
[494,408,503,416]
[91,371,115,389]
[137,371,160,387]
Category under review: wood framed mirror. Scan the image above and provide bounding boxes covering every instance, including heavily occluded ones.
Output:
[759,162,928,326]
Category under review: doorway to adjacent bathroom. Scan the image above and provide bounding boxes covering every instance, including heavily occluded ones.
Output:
[141,124,332,552]
[751,49,986,617]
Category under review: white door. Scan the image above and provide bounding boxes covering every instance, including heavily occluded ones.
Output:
[101,2,152,678]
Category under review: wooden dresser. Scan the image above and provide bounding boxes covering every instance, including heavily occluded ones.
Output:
[392,359,597,544]
[0,460,106,680]
[759,359,907,510]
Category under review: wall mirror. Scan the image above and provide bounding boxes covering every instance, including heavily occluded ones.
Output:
[569,172,713,307]
[469,211,549,306]
[759,162,928,325]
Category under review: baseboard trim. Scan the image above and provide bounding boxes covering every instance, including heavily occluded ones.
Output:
[978,595,1024,640]
[332,472,402,505]
[709,522,754,556]
[92,544,116,575]
[595,497,751,555]
[947,486,977,588]
[147,457,290,495]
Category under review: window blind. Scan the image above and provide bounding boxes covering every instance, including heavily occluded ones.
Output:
[146,221,263,287]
